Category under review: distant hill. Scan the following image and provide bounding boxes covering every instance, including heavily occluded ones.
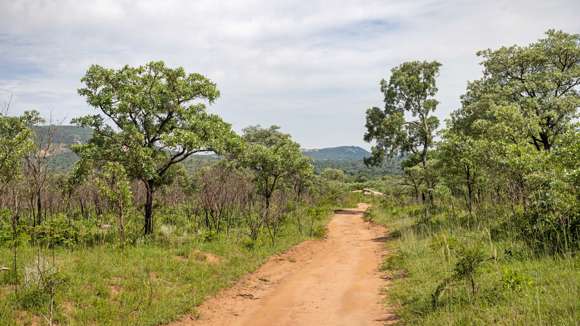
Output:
[32,126,401,176]
[311,156,402,178]
[303,146,370,161]
[33,125,93,146]
[303,146,401,177]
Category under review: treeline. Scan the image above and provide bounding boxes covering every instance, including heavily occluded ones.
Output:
[365,29,579,254]
[0,61,358,324]
[361,29,579,324]
[0,61,351,268]
[313,157,402,180]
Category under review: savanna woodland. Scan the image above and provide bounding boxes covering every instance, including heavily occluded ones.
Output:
[0,29,578,325]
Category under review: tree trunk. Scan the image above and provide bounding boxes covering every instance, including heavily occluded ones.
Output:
[30,193,36,227]
[117,204,126,248]
[465,165,473,215]
[36,188,42,225]
[540,131,551,151]
[144,181,155,235]
[79,198,87,219]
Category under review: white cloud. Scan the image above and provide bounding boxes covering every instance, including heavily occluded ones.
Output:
[1,0,578,148]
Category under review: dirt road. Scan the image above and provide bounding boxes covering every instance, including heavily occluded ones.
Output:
[171,203,395,326]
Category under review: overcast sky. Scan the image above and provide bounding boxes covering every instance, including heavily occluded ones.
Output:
[1,0,578,148]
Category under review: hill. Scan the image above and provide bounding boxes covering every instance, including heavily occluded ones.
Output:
[302,146,401,177]
[32,126,401,176]
[302,146,370,161]
[33,125,93,146]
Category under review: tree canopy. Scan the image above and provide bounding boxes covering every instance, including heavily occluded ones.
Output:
[238,125,313,206]
[0,111,39,185]
[364,60,441,167]
[364,60,442,215]
[459,30,579,151]
[73,61,237,234]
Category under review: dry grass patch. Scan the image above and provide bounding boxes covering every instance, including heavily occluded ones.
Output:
[191,250,221,265]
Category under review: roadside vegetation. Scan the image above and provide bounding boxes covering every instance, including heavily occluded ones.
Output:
[363,30,579,325]
[0,61,357,325]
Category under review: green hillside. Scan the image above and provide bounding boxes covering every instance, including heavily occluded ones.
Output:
[303,146,370,161]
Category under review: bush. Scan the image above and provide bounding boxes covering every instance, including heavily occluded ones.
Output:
[28,215,103,248]
[516,170,580,254]
[18,257,68,313]
[432,243,488,307]
[512,202,579,255]
[501,268,533,292]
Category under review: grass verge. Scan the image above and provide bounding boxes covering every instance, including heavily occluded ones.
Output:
[366,203,579,325]
[0,201,351,326]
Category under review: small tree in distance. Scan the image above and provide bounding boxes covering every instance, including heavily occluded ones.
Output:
[94,162,132,247]
[237,125,314,243]
[0,110,37,292]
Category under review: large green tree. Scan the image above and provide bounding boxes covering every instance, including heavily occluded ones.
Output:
[445,30,579,207]
[73,61,237,235]
[467,30,579,151]
[364,61,442,205]
[365,61,441,167]
[437,30,579,252]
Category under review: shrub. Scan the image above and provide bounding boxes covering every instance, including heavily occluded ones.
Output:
[501,268,533,292]
[517,170,580,254]
[19,257,68,312]
[28,215,103,248]
[432,243,488,307]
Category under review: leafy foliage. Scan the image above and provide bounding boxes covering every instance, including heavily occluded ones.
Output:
[365,29,579,325]
[0,111,37,184]
[364,60,441,166]
[439,30,580,253]
[72,61,238,234]
[235,126,314,242]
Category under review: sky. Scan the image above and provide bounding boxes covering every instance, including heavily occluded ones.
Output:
[0,0,579,149]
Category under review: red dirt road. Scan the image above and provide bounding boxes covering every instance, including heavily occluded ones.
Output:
[170,203,395,326]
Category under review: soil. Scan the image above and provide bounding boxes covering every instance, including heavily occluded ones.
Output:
[170,203,397,326]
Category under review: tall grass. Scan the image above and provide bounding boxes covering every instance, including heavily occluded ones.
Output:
[0,197,352,326]
[368,202,579,325]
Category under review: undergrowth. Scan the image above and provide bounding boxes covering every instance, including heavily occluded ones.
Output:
[0,197,356,326]
[368,201,579,325]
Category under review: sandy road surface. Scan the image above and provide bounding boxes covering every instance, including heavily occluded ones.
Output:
[170,203,396,326]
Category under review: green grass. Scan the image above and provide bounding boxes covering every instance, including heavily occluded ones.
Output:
[368,203,580,325]
[0,204,340,325]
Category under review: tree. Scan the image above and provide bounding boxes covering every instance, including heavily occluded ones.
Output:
[0,111,36,292]
[364,61,441,209]
[474,30,579,151]
[94,162,132,247]
[446,30,580,210]
[24,115,55,226]
[401,153,423,202]
[321,168,345,182]
[237,125,313,242]
[437,130,479,214]
[437,30,580,253]
[0,112,36,186]
[73,61,237,235]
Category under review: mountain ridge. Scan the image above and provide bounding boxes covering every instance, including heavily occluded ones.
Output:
[33,125,401,176]
[302,146,370,161]
[34,126,372,162]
